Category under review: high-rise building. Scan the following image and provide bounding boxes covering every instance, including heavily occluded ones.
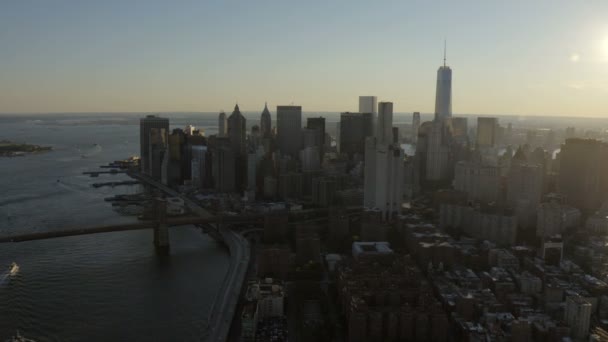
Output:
[228,104,246,155]
[211,137,236,193]
[453,161,500,203]
[166,129,186,186]
[140,115,169,177]
[218,111,227,137]
[507,150,544,228]
[558,138,608,215]
[364,102,404,220]
[339,112,372,158]
[191,145,208,188]
[412,112,421,142]
[358,96,377,115]
[306,117,325,158]
[476,117,499,148]
[260,103,272,138]
[565,296,592,340]
[451,117,468,144]
[228,104,247,192]
[376,102,393,143]
[276,105,302,158]
[425,121,452,182]
[434,49,452,121]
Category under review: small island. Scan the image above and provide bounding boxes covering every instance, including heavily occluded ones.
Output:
[0,140,52,157]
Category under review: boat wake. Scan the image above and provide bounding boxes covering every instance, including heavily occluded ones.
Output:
[0,262,19,286]
[4,331,36,342]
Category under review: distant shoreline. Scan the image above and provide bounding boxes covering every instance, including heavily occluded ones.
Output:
[0,140,52,157]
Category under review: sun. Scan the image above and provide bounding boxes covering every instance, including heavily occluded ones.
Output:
[602,36,608,59]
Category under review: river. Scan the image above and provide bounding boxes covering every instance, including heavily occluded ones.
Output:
[0,114,230,341]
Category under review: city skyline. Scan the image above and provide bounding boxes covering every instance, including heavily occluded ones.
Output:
[2,1,608,116]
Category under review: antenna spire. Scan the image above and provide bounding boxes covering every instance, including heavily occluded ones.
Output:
[443,39,447,67]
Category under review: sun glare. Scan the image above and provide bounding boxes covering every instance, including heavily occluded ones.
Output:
[602,36,608,59]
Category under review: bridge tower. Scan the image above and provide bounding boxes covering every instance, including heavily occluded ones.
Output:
[153,198,170,255]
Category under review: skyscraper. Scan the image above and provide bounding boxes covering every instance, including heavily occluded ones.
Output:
[228,104,246,155]
[412,112,421,143]
[364,102,404,220]
[306,117,326,158]
[376,102,393,144]
[565,296,592,340]
[218,111,227,137]
[434,45,452,121]
[339,112,371,158]
[260,103,272,138]
[558,138,608,214]
[476,117,498,148]
[228,104,247,192]
[140,115,169,177]
[276,105,302,158]
[358,96,377,114]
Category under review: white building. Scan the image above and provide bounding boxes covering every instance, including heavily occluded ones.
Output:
[246,278,285,321]
[440,204,517,245]
[218,111,227,137]
[537,200,581,237]
[363,102,404,220]
[565,295,592,340]
[453,161,500,203]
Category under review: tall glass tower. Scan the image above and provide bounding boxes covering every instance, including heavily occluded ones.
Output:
[434,45,452,121]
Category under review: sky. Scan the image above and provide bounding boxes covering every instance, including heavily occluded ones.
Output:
[1,0,608,116]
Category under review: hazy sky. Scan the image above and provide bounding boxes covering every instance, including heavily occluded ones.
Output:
[1,1,608,116]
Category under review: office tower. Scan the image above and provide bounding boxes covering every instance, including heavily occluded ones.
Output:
[453,161,500,203]
[306,117,325,158]
[191,145,208,188]
[166,129,186,186]
[412,112,421,142]
[565,296,592,340]
[507,149,544,227]
[149,127,168,181]
[358,96,377,115]
[276,105,302,158]
[228,104,246,155]
[364,102,404,220]
[260,102,272,138]
[184,124,196,136]
[250,125,261,149]
[227,104,247,192]
[434,46,452,121]
[476,117,498,148]
[211,137,236,193]
[451,117,468,144]
[375,102,393,143]
[218,111,227,137]
[140,115,169,176]
[277,106,302,158]
[558,138,608,215]
[425,121,452,182]
[300,146,321,172]
[302,128,317,149]
[247,146,265,201]
[339,112,370,158]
